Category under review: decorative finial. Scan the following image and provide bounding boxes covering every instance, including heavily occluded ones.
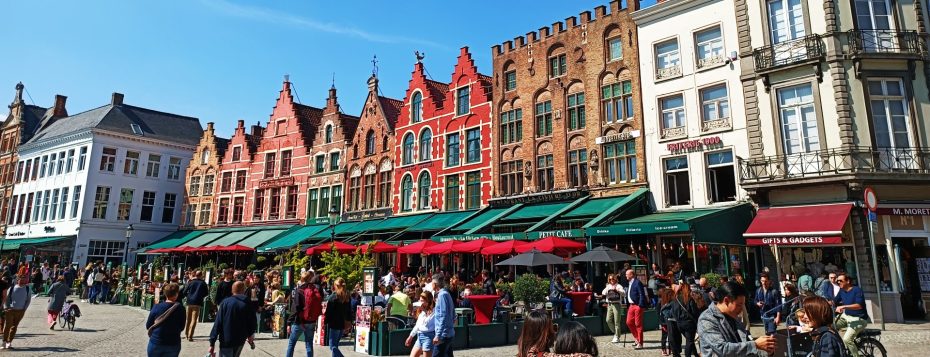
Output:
[284,74,290,82]
[371,55,379,76]
[331,72,336,89]
[415,51,426,63]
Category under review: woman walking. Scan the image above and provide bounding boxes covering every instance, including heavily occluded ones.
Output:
[405,291,436,357]
[803,296,845,357]
[47,276,68,330]
[324,278,352,357]
[658,288,675,356]
[669,282,700,357]
[600,274,624,344]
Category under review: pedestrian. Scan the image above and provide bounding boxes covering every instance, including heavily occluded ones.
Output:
[753,273,781,335]
[600,273,624,344]
[804,296,845,357]
[820,273,840,302]
[81,265,93,302]
[213,269,234,308]
[832,273,867,357]
[47,276,68,330]
[697,281,773,357]
[780,283,802,328]
[2,275,31,349]
[548,321,599,357]
[431,273,455,357]
[209,281,256,357]
[516,310,556,357]
[386,284,412,320]
[658,288,674,356]
[669,281,700,357]
[798,270,814,294]
[146,283,185,357]
[480,270,495,295]
[324,277,352,357]
[405,291,436,357]
[285,271,322,357]
[181,270,209,342]
[30,268,43,296]
[625,269,647,349]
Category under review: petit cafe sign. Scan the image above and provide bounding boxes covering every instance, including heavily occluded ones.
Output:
[667,136,722,153]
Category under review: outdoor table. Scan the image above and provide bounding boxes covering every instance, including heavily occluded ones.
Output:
[467,295,499,324]
[566,291,592,317]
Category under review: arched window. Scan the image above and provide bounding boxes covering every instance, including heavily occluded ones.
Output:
[418,172,431,210]
[325,125,333,143]
[411,92,423,123]
[401,175,413,212]
[419,128,432,162]
[365,131,375,156]
[402,134,415,165]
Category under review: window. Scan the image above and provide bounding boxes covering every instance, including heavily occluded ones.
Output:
[401,175,413,212]
[411,92,423,123]
[167,157,181,180]
[364,173,376,209]
[419,129,432,162]
[220,172,232,192]
[655,40,681,79]
[869,79,910,149]
[232,197,244,223]
[500,160,523,196]
[40,155,48,177]
[500,109,523,145]
[331,186,342,215]
[549,54,567,78]
[280,150,292,176]
[253,189,265,220]
[66,149,74,173]
[217,198,230,223]
[608,37,623,61]
[660,95,686,133]
[201,149,210,164]
[536,154,554,191]
[315,155,326,174]
[365,131,376,156]
[695,26,724,67]
[31,158,38,179]
[204,174,215,194]
[505,71,517,91]
[86,240,127,265]
[112,188,131,221]
[56,151,64,175]
[162,193,177,223]
[123,151,139,175]
[466,128,481,163]
[445,175,460,211]
[325,125,334,143]
[349,176,361,211]
[768,0,806,44]
[16,161,23,183]
[141,191,156,222]
[535,101,553,137]
[330,152,340,171]
[71,186,81,218]
[185,204,196,226]
[24,160,32,181]
[275,120,286,135]
[264,152,276,178]
[602,81,634,124]
[777,84,819,155]
[382,136,389,152]
[446,134,460,167]
[319,187,330,218]
[567,93,586,131]
[700,85,730,124]
[664,156,691,206]
[231,146,242,162]
[285,186,298,218]
[199,203,212,225]
[93,186,110,219]
[707,151,737,203]
[568,149,588,187]
[59,187,68,219]
[465,171,481,210]
[146,154,161,178]
[50,189,60,221]
[32,192,41,222]
[418,172,430,210]
[402,134,415,165]
[78,146,88,171]
[456,87,470,116]
[379,171,391,208]
[308,189,319,219]
[234,170,247,191]
[604,140,638,184]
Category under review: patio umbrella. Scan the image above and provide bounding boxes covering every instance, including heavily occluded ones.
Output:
[397,239,437,254]
[516,236,586,256]
[146,248,170,254]
[423,240,464,255]
[451,238,497,254]
[495,249,569,267]
[216,244,254,252]
[360,241,398,254]
[569,245,637,263]
[306,241,357,255]
[481,240,529,255]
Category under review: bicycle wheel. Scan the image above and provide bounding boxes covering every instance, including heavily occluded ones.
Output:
[67,316,75,331]
[858,337,887,357]
[59,314,67,328]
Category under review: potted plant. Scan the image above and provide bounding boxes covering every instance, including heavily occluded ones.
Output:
[511,274,549,313]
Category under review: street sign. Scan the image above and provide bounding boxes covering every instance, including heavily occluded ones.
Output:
[868,211,878,222]
[864,187,878,212]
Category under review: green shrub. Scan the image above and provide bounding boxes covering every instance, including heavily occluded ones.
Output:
[512,274,549,307]
[701,273,724,289]
[318,247,375,288]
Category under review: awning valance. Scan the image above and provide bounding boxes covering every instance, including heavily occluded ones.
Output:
[257,225,329,252]
[586,203,754,245]
[744,203,853,246]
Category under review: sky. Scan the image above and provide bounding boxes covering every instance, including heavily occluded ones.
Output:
[1,0,657,137]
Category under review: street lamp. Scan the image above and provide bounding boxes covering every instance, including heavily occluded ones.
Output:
[328,205,339,244]
[124,224,134,266]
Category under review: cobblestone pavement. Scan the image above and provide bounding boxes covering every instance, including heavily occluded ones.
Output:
[6,300,930,356]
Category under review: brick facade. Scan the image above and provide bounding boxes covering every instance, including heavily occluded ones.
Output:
[213,120,260,226]
[305,86,359,224]
[181,122,228,229]
[490,0,647,201]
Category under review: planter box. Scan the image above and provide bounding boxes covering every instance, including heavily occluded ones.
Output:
[386,328,413,356]
[507,320,523,345]
[466,323,506,348]
[574,316,603,336]
[143,296,154,311]
[451,326,467,350]
[599,306,659,334]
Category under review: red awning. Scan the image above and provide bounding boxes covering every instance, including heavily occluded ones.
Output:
[516,237,586,256]
[744,203,853,246]
[397,239,437,255]
[360,241,398,254]
[306,241,357,255]
[452,238,497,254]
[424,240,464,255]
[481,240,529,256]
[215,244,254,252]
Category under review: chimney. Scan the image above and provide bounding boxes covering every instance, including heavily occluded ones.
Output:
[53,95,68,118]
[13,82,24,103]
[251,122,264,137]
[206,122,215,132]
[326,85,339,111]
[111,92,124,106]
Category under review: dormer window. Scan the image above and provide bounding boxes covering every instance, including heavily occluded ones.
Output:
[130,123,143,136]
[325,125,333,143]
[201,150,211,164]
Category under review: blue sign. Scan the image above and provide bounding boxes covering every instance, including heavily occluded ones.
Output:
[868,211,878,222]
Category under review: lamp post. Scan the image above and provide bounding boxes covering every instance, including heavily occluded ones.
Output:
[328,205,339,244]
[124,224,134,266]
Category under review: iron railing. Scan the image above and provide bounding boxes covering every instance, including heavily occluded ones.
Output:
[847,29,928,57]
[753,34,825,72]
[739,147,930,183]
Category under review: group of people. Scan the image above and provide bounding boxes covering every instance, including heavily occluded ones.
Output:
[0,257,78,349]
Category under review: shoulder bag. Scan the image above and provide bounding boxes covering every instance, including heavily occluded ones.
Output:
[147,302,182,337]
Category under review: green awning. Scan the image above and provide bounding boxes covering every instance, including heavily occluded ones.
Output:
[182,232,227,247]
[341,219,387,235]
[257,225,329,252]
[143,230,204,251]
[238,228,292,248]
[0,236,72,251]
[562,197,627,219]
[310,222,361,239]
[501,202,571,222]
[585,203,754,245]
[449,208,509,232]
[206,230,257,247]
[406,211,476,232]
[367,213,433,233]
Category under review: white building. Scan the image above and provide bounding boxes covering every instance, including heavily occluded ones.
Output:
[4,93,201,266]
[633,0,749,210]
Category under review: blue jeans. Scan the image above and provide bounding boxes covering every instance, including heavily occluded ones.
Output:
[762,315,776,335]
[89,283,100,303]
[327,328,344,357]
[286,323,316,357]
[434,337,454,357]
[550,297,573,315]
[147,342,181,357]
[101,285,110,303]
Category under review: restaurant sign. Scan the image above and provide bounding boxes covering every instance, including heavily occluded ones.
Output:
[667,136,722,153]
[586,222,689,236]
[526,229,584,239]
[746,236,843,246]
[434,233,522,242]
[344,208,392,222]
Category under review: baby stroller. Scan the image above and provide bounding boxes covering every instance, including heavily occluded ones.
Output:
[58,300,81,331]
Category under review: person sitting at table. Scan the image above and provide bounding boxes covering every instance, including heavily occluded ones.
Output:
[480,270,495,295]
[448,275,462,307]
[459,286,473,309]
[387,284,413,321]
[570,278,585,292]
[493,287,512,322]
[583,282,596,316]
[549,274,574,317]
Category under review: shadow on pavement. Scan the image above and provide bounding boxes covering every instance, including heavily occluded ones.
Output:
[6,346,80,353]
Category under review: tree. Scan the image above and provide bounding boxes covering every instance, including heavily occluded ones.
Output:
[317,247,375,288]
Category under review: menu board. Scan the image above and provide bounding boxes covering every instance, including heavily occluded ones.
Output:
[916,257,930,292]
[632,264,648,285]
[355,305,372,354]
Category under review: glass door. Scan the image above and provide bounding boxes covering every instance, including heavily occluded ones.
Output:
[777,84,821,175]
[768,0,807,63]
[868,79,915,169]
[855,0,895,52]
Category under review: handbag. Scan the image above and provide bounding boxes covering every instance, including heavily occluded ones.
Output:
[147,302,181,337]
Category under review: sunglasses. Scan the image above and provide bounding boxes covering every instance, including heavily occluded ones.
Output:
[836,279,847,283]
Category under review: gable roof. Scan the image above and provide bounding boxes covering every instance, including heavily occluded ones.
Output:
[214,136,230,159]
[294,103,324,146]
[377,96,403,130]
[28,103,202,146]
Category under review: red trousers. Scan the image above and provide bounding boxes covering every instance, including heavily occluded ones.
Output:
[626,304,644,345]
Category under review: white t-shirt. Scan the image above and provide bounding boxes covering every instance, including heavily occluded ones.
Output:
[602,283,624,303]
[409,311,435,336]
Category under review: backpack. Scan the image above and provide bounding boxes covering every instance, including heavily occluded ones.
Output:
[300,284,323,323]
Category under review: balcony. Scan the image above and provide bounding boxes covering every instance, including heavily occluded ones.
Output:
[753,34,825,72]
[739,147,930,186]
[847,30,928,58]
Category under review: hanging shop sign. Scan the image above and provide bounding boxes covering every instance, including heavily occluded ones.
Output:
[745,236,843,246]
[667,136,722,153]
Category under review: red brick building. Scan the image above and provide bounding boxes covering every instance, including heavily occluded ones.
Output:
[213,120,261,226]
[181,122,228,229]
[392,48,493,214]
[344,75,402,220]
[306,86,359,223]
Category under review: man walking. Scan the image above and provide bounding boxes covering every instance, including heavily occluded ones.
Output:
[625,269,647,349]
[754,274,781,335]
[432,274,455,357]
[2,275,31,349]
[833,273,867,357]
[285,271,322,357]
[182,271,209,341]
[209,281,256,357]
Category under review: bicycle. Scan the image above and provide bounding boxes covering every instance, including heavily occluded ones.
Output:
[849,328,886,357]
[57,300,80,331]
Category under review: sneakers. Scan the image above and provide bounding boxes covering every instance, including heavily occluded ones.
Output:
[4,342,11,349]
[49,325,54,330]
[611,337,620,343]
